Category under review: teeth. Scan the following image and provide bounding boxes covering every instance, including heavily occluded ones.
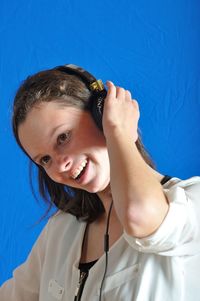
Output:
[71,159,87,179]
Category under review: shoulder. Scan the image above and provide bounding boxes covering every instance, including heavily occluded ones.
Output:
[48,210,79,227]
[123,176,200,255]
[163,176,200,188]
[40,211,86,252]
[163,176,200,199]
[162,176,200,220]
[45,211,83,238]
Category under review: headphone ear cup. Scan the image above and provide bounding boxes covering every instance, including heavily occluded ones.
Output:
[90,90,107,131]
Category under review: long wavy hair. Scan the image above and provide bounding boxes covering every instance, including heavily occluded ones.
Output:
[12,67,156,223]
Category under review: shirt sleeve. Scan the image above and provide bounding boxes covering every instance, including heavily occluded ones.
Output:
[123,177,200,256]
[0,220,49,301]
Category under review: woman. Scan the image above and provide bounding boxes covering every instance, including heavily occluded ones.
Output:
[1,64,200,300]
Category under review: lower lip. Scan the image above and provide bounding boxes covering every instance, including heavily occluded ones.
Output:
[75,160,90,184]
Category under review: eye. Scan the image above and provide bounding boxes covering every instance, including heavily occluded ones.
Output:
[57,132,70,145]
[40,155,51,166]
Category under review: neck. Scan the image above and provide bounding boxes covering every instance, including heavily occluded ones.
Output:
[97,167,164,215]
[97,185,113,215]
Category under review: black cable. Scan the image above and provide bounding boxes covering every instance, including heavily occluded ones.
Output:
[98,200,113,301]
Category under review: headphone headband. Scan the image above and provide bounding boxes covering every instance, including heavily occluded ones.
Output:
[53,63,106,131]
[54,64,105,93]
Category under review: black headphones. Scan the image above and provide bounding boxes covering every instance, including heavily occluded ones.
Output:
[54,64,107,131]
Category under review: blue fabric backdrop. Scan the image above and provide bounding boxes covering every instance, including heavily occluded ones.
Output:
[0,0,200,284]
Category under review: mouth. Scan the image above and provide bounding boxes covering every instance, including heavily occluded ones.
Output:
[71,159,89,182]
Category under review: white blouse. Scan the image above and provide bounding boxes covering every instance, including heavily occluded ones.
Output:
[1,176,200,300]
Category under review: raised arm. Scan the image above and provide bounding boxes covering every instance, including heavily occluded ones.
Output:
[102,81,169,238]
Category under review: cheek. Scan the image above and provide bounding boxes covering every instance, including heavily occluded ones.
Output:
[43,167,63,184]
[98,150,110,174]
[45,170,59,183]
[46,170,72,187]
[80,124,106,147]
[44,166,76,186]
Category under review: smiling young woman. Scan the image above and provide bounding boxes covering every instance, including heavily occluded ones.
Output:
[18,102,110,193]
[1,64,200,301]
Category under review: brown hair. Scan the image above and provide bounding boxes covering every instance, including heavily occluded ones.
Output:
[12,67,156,223]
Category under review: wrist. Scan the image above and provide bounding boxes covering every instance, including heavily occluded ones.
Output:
[104,126,138,144]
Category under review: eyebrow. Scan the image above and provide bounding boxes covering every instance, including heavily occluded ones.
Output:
[33,154,41,162]
[32,123,67,162]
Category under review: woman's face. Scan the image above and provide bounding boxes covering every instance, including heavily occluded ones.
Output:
[18,101,110,193]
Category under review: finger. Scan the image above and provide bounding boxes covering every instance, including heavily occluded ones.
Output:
[132,99,140,116]
[132,99,139,108]
[125,90,132,100]
[116,86,125,99]
[106,81,116,99]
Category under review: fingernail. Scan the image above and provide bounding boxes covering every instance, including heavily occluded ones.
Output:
[106,80,113,86]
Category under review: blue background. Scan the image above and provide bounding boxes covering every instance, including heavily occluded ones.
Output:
[0,0,200,284]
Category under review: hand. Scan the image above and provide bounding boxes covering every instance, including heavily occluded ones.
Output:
[102,81,140,142]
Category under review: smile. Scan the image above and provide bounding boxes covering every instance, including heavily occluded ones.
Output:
[71,159,88,180]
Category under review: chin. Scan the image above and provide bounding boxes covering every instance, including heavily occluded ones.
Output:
[87,179,110,194]
[84,184,102,194]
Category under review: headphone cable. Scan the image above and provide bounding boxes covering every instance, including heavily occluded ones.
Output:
[98,200,113,301]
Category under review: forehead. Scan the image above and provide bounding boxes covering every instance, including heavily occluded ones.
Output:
[17,101,85,153]
[22,101,83,127]
[18,101,85,134]
[28,101,82,117]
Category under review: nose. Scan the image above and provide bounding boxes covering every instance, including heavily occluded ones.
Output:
[53,153,72,173]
